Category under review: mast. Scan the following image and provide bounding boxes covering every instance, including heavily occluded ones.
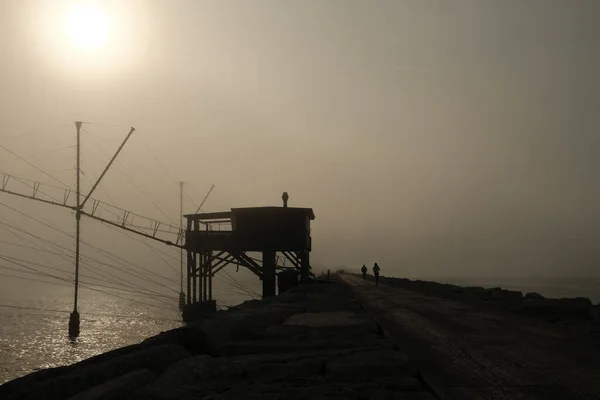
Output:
[69,121,82,338]
[68,121,137,337]
[179,182,185,310]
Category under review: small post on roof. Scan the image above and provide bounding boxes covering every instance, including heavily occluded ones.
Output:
[282,192,289,208]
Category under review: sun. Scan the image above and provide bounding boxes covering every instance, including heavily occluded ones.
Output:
[65,3,110,51]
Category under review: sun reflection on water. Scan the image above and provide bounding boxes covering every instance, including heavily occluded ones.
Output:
[0,287,182,383]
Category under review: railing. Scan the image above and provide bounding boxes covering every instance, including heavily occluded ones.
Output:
[186,230,234,251]
[193,230,233,237]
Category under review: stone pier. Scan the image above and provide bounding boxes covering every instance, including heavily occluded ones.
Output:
[0,278,436,400]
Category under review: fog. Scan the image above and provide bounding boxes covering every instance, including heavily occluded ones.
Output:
[1,0,599,301]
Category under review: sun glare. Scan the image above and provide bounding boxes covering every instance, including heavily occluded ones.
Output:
[36,0,149,74]
[65,3,109,51]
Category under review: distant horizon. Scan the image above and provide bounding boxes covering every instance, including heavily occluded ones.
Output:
[325,269,600,282]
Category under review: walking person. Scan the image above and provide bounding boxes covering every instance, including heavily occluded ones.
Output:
[373,263,380,286]
[361,264,367,280]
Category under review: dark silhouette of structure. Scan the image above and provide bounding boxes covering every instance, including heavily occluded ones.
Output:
[182,193,315,321]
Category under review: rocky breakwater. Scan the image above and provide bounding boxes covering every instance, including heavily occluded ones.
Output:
[370,275,596,323]
[0,281,438,400]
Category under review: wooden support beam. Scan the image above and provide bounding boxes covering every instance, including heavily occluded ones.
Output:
[192,251,197,303]
[186,219,192,304]
[212,262,232,276]
[282,251,300,268]
[208,252,213,301]
[262,250,276,297]
[234,252,263,278]
[202,252,208,302]
[211,255,235,270]
[300,250,310,283]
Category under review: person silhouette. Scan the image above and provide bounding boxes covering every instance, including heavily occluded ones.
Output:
[361,264,367,280]
[373,263,380,286]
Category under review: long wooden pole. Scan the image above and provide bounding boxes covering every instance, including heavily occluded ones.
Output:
[179,182,186,310]
[69,121,82,338]
[80,127,135,209]
[180,182,183,292]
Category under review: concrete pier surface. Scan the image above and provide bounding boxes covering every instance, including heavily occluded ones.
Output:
[4,275,600,400]
[0,280,436,400]
[343,274,600,400]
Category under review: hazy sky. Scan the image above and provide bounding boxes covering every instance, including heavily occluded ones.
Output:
[1,0,599,302]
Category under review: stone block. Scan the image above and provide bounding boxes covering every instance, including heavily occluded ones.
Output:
[505,290,523,301]
[141,324,207,355]
[244,358,325,379]
[485,287,504,299]
[5,345,190,400]
[358,389,436,400]
[132,386,208,400]
[151,355,242,387]
[221,340,316,356]
[97,344,191,377]
[67,369,155,400]
[486,288,523,303]
[524,292,545,299]
[283,311,373,328]
[592,304,600,320]
[515,297,592,319]
[325,350,413,381]
[0,343,145,400]
[556,297,592,319]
